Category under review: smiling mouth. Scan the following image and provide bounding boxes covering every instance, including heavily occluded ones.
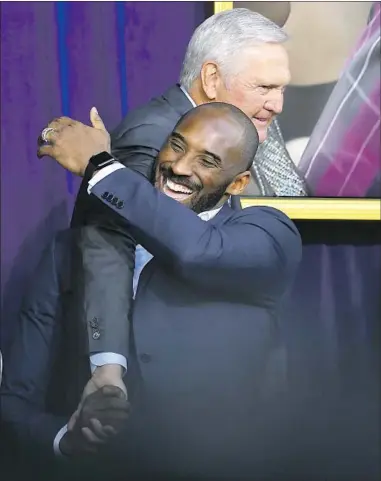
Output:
[253,117,270,125]
[161,177,195,202]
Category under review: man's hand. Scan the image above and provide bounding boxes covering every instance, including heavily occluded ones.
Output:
[60,385,130,457]
[70,364,127,424]
[68,364,127,427]
[37,107,110,176]
[59,418,117,457]
[64,365,128,456]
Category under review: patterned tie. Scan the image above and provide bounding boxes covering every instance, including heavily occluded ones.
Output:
[245,119,308,197]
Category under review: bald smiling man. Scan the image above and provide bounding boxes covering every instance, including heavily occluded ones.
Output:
[3,103,302,480]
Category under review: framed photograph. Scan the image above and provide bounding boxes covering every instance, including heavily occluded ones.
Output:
[213,2,380,221]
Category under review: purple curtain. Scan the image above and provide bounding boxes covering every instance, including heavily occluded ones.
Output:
[0,1,206,346]
[284,239,380,394]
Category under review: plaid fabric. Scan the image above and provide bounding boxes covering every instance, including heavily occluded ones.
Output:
[299,2,381,197]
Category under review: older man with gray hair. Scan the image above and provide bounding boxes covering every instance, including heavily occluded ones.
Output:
[179,7,306,196]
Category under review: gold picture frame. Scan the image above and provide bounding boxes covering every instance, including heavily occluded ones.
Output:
[214,1,233,13]
[213,2,380,221]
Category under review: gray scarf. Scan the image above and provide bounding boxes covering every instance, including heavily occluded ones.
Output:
[245,119,308,196]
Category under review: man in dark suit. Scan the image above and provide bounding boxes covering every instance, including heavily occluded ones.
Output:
[0,228,130,481]
[35,102,302,479]
[63,9,305,417]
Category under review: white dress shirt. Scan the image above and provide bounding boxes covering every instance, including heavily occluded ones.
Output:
[179,85,197,108]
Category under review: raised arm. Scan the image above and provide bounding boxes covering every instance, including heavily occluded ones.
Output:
[90,166,302,296]
[70,124,170,359]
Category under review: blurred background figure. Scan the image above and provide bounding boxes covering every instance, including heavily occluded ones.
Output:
[299,1,380,197]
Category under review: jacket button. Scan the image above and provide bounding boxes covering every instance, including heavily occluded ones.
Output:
[117,200,124,209]
[139,353,151,363]
[92,330,100,340]
[106,194,113,202]
[89,317,99,328]
[111,196,119,205]
[101,192,109,199]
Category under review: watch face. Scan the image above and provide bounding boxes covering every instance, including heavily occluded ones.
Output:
[91,152,114,169]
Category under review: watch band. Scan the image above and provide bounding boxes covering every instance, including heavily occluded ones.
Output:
[88,151,117,177]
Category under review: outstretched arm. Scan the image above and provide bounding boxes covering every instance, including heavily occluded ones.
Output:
[70,122,170,360]
[90,166,302,296]
[73,148,162,359]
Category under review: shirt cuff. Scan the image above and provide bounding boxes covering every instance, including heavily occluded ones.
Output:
[90,353,127,375]
[53,424,68,457]
[87,163,125,194]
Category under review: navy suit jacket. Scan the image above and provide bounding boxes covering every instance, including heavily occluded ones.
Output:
[90,166,302,476]
[1,164,301,477]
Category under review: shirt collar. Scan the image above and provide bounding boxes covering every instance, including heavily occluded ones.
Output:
[198,205,223,222]
[180,85,197,108]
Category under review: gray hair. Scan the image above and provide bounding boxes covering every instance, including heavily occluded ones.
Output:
[180,8,288,90]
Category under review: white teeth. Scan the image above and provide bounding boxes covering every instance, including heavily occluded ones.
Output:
[166,179,192,194]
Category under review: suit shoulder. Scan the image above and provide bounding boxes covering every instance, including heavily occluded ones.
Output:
[233,205,295,224]
[230,206,302,276]
[230,205,301,245]
[111,92,182,151]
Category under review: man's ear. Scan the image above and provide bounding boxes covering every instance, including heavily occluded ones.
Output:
[225,171,251,196]
[200,61,222,101]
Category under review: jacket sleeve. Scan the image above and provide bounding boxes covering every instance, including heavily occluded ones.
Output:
[90,167,303,298]
[0,234,69,458]
[72,124,171,357]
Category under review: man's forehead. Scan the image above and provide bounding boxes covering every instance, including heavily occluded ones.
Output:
[175,113,241,145]
[172,116,242,162]
[239,43,291,85]
[177,110,240,133]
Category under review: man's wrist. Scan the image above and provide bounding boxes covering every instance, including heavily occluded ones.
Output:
[90,353,127,376]
[88,151,116,176]
[87,162,125,194]
[93,364,123,381]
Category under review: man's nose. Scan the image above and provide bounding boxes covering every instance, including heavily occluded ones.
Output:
[171,156,193,177]
[264,92,284,115]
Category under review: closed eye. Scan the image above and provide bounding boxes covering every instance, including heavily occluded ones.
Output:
[170,140,184,153]
[257,85,286,94]
[256,85,271,94]
[201,158,218,168]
